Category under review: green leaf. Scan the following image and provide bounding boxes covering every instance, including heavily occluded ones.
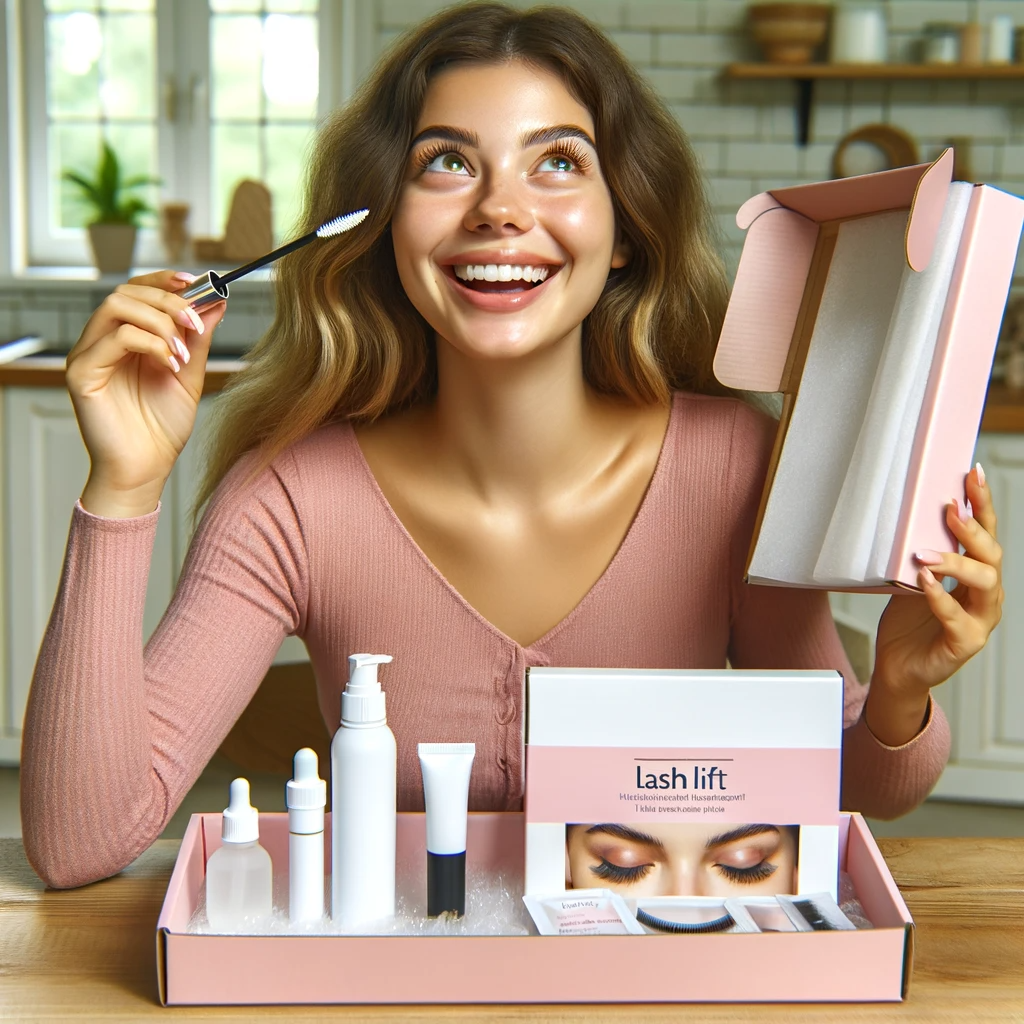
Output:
[61,140,160,226]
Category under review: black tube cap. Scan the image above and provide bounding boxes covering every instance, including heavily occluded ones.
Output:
[427,851,466,917]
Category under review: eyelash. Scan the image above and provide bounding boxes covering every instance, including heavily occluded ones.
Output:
[413,139,592,175]
[715,860,777,884]
[589,858,653,885]
[588,856,778,887]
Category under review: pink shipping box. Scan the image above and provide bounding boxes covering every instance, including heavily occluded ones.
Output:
[156,810,913,1005]
[714,149,1024,594]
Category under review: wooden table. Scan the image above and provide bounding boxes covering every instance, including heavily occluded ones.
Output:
[1,837,1022,1021]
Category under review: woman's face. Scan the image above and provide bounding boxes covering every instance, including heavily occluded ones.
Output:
[566,823,799,898]
[391,59,629,363]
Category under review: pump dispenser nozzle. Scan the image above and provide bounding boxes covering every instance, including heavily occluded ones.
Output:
[341,653,393,726]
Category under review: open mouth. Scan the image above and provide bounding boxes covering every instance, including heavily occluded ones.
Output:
[446,263,561,294]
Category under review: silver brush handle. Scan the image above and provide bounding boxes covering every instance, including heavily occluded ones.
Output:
[180,271,229,310]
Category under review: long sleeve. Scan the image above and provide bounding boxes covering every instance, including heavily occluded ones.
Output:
[724,400,951,820]
[19,450,309,888]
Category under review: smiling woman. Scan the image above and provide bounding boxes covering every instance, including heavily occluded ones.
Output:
[20,2,972,891]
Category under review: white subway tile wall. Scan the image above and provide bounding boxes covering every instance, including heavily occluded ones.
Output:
[5,0,1022,349]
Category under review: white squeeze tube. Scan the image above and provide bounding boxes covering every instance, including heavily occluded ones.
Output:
[331,653,397,929]
[286,747,326,923]
[418,742,475,917]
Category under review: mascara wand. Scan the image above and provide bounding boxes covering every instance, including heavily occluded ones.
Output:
[180,208,370,310]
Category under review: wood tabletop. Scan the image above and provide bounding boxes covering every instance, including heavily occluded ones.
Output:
[1,836,1023,1021]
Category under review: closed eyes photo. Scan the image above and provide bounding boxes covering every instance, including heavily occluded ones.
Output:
[565,822,799,898]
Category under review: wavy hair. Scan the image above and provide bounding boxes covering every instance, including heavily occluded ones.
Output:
[192,1,749,525]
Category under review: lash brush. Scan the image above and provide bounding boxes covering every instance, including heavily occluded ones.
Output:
[180,208,370,310]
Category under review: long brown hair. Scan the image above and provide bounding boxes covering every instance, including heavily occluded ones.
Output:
[192,1,747,526]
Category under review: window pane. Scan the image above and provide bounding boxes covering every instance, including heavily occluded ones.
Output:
[212,15,263,121]
[101,14,155,119]
[264,124,314,237]
[53,124,103,228]
[212,123,260,234]
[44,3,157,230]
[47,13,102,118]
[263,14,317,121]
[210,3,319,242]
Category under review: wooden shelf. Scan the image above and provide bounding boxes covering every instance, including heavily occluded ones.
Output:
[724,63,1024,145]
[726,62,1024,80]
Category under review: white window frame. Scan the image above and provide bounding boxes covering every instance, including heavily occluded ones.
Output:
[15,0,355,271]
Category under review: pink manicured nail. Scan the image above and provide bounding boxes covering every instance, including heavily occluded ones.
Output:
[914,549,944,565]
[920,567,937,587]
[172,337,190,364]
[975,462,986,488]
[173,271,196,283]
[168,353,180,373]
[952,497,970,523]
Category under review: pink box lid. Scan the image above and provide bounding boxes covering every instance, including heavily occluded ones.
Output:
[714,149,954,393]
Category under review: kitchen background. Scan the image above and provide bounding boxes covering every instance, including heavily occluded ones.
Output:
[0,0,1023,839]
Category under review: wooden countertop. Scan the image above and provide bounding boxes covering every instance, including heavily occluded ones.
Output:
[3,355,1024,430]
[0,353,244,394]
[1,835,1023,1019]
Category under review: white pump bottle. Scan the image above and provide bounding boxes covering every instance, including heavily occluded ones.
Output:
[331,653,397,928]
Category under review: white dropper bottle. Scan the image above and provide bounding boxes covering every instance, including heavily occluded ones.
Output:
[331,653,397,929]
[287,747,326,923]
[205,778,273,931]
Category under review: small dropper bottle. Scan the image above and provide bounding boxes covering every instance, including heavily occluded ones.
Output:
[286,748,326,923]
[205,778,273,931]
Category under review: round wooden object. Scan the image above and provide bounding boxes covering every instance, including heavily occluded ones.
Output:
[831,123,920,179]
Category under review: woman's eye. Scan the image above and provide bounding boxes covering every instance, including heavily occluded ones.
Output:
[537,154,575,173]
[423,151,469,175]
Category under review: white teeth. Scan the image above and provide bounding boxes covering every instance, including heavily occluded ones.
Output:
[452,264,554,283]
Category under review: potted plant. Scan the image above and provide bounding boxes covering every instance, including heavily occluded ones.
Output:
[62,141,161,275]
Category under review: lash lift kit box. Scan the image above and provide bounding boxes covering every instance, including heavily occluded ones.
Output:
[524,668,844,900]
[714,149,1024,593]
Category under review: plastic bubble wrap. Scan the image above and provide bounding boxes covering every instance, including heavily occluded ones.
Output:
[188,857,532,937]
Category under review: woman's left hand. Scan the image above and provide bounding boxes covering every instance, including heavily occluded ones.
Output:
[871,463,1003,717]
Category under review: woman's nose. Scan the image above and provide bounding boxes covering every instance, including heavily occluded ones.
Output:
[464,170,535,234]
[667,861,701,897]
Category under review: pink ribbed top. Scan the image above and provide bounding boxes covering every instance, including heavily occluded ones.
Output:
[20,392,950,888]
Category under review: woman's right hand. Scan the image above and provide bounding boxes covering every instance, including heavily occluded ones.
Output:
[67,270,227,517]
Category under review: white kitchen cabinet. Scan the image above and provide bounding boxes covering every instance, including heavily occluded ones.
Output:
[0,387,175,763]
[830,433,1024,807]
[0,385,306,766]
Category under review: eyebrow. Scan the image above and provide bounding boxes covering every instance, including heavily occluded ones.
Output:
[585,823,663,847]
[409,123,597,152]
[705,825,781,848]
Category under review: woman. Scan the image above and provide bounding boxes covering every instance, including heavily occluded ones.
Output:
[21,3,1002,889]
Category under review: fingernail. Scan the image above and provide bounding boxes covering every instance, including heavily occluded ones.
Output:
[975,462,986,488]
[177,307,205,335]
[914,549,944,565]
[168,353,180,373]
[172,337,190,364]
[952,496,970,523]
[920,566,937,587]
[174,271,197,283]
[966,498,974,520]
